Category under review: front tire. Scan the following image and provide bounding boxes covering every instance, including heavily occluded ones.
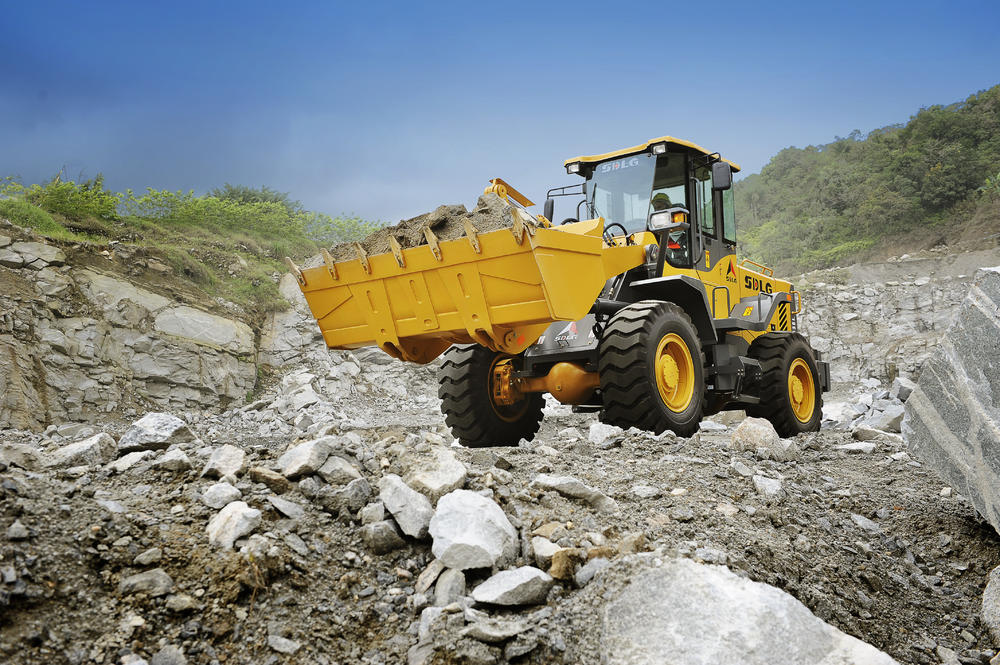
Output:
[747,333,823,436]
[598,301,706,436]
[438,345,544,447]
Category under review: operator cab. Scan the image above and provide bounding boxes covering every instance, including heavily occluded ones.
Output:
[549,137,740,274]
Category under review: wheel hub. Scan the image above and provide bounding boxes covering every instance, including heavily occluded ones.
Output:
[660,355,680,390]
[787,358,816,423]
[654,333,695,413]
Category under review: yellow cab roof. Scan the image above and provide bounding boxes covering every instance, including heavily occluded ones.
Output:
[564,135,741,172]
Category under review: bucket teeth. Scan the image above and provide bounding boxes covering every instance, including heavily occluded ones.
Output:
[284,257,306,285]
[353,243,371,274]
[462,218,481,254]
[423,227,443,261]
[320,248,338,280]
[388,236,406,268]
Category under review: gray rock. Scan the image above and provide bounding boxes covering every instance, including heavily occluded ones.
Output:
[267,635,301,654]
[109,450,154,473]
[155,448,192,472]
[150,645,187,665]
[317,455,362,485]
[200,444,245,478]
[267,495,305,520]
[531,536,561,569]
[462,616,528,643]
[403,446,468,501]
[730,417,798,461]
[118,413,197,454]
[864,404,905,433]
[154,305,254,355]
[119,568,174,596]
[318,477,372,515]
[472,566,554,605]
[415,559,446,594]
[531,473,619,513]
[201,482,241,509]
[249,466,291,493]
[0,234,9,248]
[982,565,1000,646]
[0,443,41,471]
[589,422,623,446]
[752,475,783,498]
[575,557,611,587]
[890,376,917,402]
[359,501,385,525]
[206,501,261,549]
[434,568,466,606]
[429,489,519,570]
[903,268,1000,533]
[835,441,877,454]
[6,520,29,540]
[850,513,882,533]
[277,438,332,479]
[134,547,163,566]
[46,433,117,467]
[11,241,65,268]
[0,248,22,268]
[379,474,433,538]
[360,520,406,554]
[600,557,897,664]
[165,593,199,612]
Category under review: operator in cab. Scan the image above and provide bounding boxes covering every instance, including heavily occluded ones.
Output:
[651,193,689,265]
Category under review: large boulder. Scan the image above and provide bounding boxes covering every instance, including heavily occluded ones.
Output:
[45,433,117,467]
[118,413,197,454]
[429,490,519,570]
[903,267,1000,532]
[598,558,896,664]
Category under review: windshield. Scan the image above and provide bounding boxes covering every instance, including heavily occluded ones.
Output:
[588,153,688,234]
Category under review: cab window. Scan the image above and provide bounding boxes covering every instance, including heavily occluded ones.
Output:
[694,165,715,237]
[721,188,736,243]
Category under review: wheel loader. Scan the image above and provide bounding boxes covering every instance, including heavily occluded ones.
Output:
[288,136,830,445]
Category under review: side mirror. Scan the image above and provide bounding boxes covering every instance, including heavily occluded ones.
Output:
[711,161,733,191]
[543,198,555,223]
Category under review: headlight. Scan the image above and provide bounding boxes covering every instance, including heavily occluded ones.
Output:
[566,162,582,174]
[651,142,667,155]
[648,208,689,231]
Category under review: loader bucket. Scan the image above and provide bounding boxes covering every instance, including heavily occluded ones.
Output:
[294,218,645,363]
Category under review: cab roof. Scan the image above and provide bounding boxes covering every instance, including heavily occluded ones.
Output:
[564,136,741,172]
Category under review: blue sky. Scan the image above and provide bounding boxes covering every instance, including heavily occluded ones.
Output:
[2,1,998,223]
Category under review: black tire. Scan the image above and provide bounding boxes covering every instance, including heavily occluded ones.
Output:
[598,300,706,436]
[746,333,823,436]
[438,345,544,447]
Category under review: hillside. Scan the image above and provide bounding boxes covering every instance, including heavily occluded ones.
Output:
[0,177,377,321]
[735,84,1000,272]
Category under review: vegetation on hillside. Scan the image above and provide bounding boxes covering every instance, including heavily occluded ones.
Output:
[0,175,381,317]
[735,84,1000,272]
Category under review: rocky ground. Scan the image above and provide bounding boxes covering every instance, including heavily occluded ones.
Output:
[3,350,1000,665]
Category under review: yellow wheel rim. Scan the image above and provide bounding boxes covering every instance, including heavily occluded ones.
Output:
[654,333,695,412]
[788,357,816,423]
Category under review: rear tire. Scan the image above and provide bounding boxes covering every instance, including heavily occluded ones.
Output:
[747,333,823,436]
[438,345,544,447]
[598,300,706,436]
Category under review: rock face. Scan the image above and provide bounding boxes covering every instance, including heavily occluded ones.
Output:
[798,247,1000,385]
[903,268,1000,532]
[600,558,896,664]
[0,246,256,430]
[429,490,519,570]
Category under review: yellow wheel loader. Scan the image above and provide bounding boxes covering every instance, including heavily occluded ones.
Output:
[290,136,830,446]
